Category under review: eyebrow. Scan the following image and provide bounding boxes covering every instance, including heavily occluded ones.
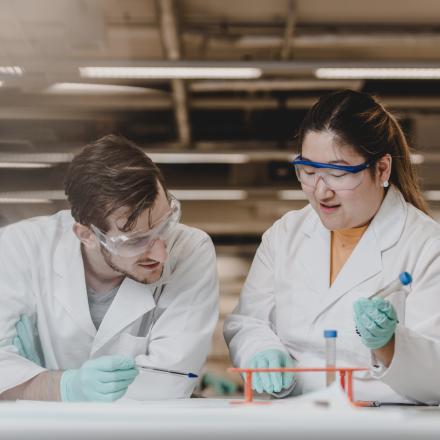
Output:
[300,156,351,165]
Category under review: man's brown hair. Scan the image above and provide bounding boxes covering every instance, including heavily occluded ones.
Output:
[64,134,167,232]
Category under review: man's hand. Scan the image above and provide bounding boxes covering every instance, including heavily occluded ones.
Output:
[60,356,139,402]
[13,314,43,366]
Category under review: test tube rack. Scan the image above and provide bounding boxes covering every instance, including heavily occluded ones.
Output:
[228,367,369,405]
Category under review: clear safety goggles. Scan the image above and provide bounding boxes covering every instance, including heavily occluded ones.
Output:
[90,195,181,258]
[292,156,373,191]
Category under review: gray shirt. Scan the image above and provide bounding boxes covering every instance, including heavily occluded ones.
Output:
[87,285,119,330]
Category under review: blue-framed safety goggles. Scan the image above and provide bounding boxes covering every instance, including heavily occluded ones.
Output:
[292,156,373,191]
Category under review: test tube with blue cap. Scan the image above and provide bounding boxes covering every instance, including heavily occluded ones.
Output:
[370,272,412,300]
[324,329,337,386]
[355,272,412,337]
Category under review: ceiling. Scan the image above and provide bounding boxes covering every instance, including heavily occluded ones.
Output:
[1,0,440,234]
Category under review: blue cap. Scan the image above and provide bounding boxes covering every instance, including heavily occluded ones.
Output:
[324,330,337,338]
[399,272,412,286]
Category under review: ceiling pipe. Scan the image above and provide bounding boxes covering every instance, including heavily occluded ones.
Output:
[156,0,191,148]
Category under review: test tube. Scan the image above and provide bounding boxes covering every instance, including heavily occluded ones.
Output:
[370,272,412,300]
[324,329,337,386]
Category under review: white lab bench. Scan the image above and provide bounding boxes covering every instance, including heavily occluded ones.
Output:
[0,398,440,440]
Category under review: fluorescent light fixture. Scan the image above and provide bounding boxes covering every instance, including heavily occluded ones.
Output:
[410,153,425,165]
[278,190,308,201]
[0,197,52,204]
[0,66,23,75]
[424,191,440,202]
[0,189,247,203]
[0,191,65,204]
[148,153,249,164]
[0,162,52,169]
[316,68,440,80]
[172,190,247,200]
[45,83,152,95]
[79,67,262,79]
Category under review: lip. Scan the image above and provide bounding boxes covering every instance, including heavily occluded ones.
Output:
[138,261,161,271]
[319,202,341,214]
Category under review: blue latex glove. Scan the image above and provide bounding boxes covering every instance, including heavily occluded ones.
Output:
[353,298,398,350]
[202,372,237,395]
[248,349,295,394]
[60,355,139,402]
[13,314,43,366]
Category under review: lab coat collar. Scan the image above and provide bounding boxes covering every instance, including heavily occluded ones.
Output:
[91,277,156,354]
[53,224,98,338]
[370,185,407,252]
[92,259,172,354]
[299,210,331,296]
[300,185,407,321]
[53,219,171,351]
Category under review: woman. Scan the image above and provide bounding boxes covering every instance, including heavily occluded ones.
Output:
[224,89,440,404]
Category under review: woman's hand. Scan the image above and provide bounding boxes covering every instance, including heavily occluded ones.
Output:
[353,297,397,366]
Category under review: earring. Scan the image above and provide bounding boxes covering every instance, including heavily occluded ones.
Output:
[383,180,389,188]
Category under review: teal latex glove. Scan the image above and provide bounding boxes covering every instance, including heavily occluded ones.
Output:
[60,355,139,402]
[353,297,398,350]
[202,372,237,395]
[248,349,295,394]
[13,314,43,366]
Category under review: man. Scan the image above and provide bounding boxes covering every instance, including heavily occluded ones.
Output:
[0,135,219,402]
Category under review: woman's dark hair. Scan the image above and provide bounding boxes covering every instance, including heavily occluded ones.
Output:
[64,134,167,231]
[296,89,428,214]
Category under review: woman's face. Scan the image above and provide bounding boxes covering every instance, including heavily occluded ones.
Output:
[300,130,391,231]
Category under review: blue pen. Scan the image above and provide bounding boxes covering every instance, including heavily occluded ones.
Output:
[136,364,198,379]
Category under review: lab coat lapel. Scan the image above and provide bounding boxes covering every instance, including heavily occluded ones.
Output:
[312,225,383,320]
[311,185,407,321]
[53,226,97,338]
[90,263,172,355]
[298,213,331,295]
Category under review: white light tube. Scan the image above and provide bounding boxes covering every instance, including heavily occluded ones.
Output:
[79,67,262,79]
[316,68,440,80]
[0,197,52,204]
[148,153,249,164]
[0,162,52,169]
[410,154,425,165]
[278,190,308,201]
[0,66,23,75]
[45,83,150,94]
[424,191,440,202]
[172,190,247,200]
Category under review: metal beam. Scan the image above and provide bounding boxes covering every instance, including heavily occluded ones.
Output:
[156,0,191,148]
[190,79,363,92]
[281,0,296,60]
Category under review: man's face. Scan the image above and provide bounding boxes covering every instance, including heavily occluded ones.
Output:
[99,186,171,284]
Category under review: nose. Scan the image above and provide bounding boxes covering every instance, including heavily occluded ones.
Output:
[145,238,168,263]
[314,175,334,198]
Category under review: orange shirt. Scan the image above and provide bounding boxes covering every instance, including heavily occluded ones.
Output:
[330,224,369,286]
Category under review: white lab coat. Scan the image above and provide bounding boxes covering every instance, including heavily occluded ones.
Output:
[0,210,219,400]
[224,186,440,404]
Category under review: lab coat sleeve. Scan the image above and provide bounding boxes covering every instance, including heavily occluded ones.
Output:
[0,224,46,394]
[223,224,288,368]
[134,234,219,398]
[372,237,440,404]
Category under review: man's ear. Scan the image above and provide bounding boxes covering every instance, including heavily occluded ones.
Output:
[72,223,98,249]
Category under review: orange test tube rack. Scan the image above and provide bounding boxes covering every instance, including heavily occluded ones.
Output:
[228,367,369,405]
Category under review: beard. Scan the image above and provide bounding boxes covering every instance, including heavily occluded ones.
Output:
[100,246,162,285]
